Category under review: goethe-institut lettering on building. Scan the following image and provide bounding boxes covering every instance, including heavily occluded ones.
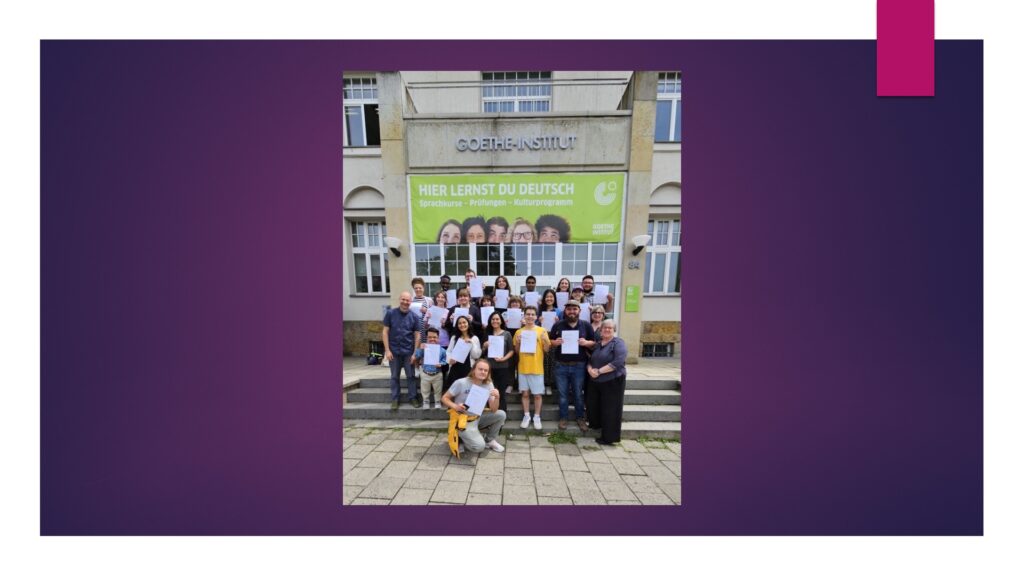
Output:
[342,71,682,361]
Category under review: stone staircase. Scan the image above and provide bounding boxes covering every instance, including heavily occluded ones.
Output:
[343,376,681,440]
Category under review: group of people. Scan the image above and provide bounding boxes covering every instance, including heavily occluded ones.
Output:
[380,271,628,451]
[436,214,571,244]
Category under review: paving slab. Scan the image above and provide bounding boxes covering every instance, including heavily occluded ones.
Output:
[441,465,475,483]
[404,469,444,491]
[380,460,418,480]
[470,474,504,495]
[538,496,573,505]
[467,493,503,505]
[503,484,538,505]
[358,451,396,468]
[636,491,675,505]
[416,454,450,471]
[345,466,382,486]
[474,458,505,476]
[556,454,589,472]
[504,452,533,469]
[531,447,558,462]
[351,498,391,505]
[504,467,535,486]
[431,481,470,504]
[358,476,406,500]
[569,489,606,505]
[610,458,646,476]
[392,487,433,505]
[535,475,570,498]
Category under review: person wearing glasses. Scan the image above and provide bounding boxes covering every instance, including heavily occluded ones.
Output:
[510,218,536,244]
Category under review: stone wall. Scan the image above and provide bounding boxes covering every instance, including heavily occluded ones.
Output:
[640,321,681,344]
[344,320,385,357]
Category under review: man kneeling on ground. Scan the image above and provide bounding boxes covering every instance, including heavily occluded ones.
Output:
[442,359,506,453]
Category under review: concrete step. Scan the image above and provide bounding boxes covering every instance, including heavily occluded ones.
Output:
[343,403,680,422]
[352,377,680,390]
[343,418,681,440]
[347,388,680,405]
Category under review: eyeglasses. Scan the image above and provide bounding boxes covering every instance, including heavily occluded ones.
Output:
[512,232,533,240]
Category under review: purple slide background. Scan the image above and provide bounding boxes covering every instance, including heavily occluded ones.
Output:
[41,41,981,535]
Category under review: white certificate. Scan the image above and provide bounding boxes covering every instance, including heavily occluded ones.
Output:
[561,330,579,354]
[451,338,471,363]
[504,309,523,329]
[555,292,569,310]
[427,306,446,329]
[519,329,537,353]
[579,303,591,322]
[464,384,490,416]
[424,343,441,366]
[446,289,458,307]
[494,289,509,309]
[469,278,484,298]
[452,307,471,322]
[487,335,505,358]
[541,311,558,331]
[593,285,610,305]
[523,292,540,307]
[480,306,495,324]
[410,302,423,314]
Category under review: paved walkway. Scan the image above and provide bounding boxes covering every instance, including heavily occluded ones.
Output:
[343,427,681,505]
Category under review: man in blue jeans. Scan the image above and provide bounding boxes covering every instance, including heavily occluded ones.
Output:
[382,291,422,410]
[548,300,596,431]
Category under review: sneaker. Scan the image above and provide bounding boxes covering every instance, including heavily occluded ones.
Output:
[505,385,513,394]
[558,419,568,430]
[545,386,552,395]
[486,439,505,453]
[520,414,531,429]
[435,404,444,410]
[390,400,399,411]
[533,415,543,430]
[411,397,422,408]
[421,401,430,410]
[577,418,589,432]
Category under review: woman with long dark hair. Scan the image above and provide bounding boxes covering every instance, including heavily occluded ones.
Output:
[444,315,481,392]
[481,311,514,412]
[538,289,561,396]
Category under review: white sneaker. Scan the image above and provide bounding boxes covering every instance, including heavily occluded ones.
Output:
[545,386,552,395]
[422,402,430,410]
[533,415,543,430]
[486,439,505,453]
[435,404,444,410]
[520,414,531,429]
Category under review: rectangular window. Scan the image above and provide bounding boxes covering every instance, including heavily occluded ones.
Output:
[655,72,682,143]
[644,218,681,294]
[642,343,675,358]
[349,220,389,294]
[482,71,552,113]
[343,77,381,147]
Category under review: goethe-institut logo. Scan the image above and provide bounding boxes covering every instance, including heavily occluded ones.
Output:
[594,179,618,206]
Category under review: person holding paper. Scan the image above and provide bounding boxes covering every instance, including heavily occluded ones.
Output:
[581,274,614,309]
[549,299,597,431]
[464,268,486,306]
[482,312,514,412]
[513,306,551,430]
[587,319,628,445]
[382,291,423,410]
[414,328,447,410]
[501,295,524,394]
[493,275,512,313]
[422,290,451,349]
[444,288,482,340]
[410,277,432,309]
[539,289,562,396]
[442,360,506,454]
[444,315,481,393]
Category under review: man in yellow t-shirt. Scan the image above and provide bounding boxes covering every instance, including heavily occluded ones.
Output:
[513,306,551,430]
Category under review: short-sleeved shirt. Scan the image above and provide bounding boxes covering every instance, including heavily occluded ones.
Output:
[549,319,596,363]
[514,325,549,375]
[383,307,421,355]
[446,377,495,406]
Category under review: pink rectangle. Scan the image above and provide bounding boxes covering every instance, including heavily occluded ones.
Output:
[877,0,935,96]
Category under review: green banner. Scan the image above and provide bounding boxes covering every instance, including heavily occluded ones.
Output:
[408,172,625,244]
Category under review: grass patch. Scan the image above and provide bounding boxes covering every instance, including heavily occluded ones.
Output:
[546,431,577,445]
[636,435,680,446]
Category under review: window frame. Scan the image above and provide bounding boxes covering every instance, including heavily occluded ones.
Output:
[343,76,380,148]
[349,220,390,295]
[481,71,553,113]
[644,218,681,295]
[655,72,682,143]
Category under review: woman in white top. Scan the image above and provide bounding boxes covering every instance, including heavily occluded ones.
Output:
[444,315,481,393]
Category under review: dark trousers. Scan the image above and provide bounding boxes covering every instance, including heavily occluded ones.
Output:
[491,365,512,412]
[588,375,625,443]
